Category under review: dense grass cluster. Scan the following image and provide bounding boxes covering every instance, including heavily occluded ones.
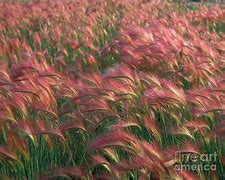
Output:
[0,0,225,179]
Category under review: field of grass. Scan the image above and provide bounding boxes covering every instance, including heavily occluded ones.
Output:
[0,0,225,179]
